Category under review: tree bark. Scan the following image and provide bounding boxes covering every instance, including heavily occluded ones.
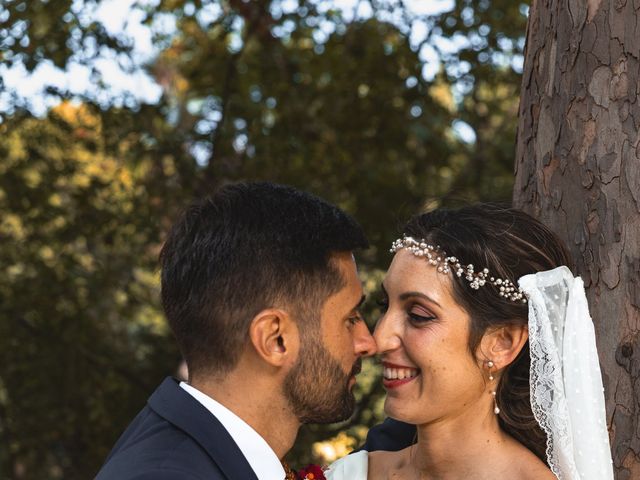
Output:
[514,1,640,478]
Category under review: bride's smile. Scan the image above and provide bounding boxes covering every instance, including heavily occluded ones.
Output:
[381,362,420,388]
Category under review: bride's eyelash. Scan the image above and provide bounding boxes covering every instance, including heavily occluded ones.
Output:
[409,305,436,323]
[409,312,436,323]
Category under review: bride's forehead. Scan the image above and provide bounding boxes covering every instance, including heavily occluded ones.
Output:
[388,250,439,275]
[385,251,452,290]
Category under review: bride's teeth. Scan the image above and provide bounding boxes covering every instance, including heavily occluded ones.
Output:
[384,367,418,380]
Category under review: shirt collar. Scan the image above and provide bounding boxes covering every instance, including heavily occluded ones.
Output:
[180,382,286,480]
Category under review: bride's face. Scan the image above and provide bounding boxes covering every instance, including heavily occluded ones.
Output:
[374,249,488,425]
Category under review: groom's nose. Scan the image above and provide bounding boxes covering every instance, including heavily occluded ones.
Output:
[353,320,377,357]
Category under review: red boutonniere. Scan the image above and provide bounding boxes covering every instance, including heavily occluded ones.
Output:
[297,464,326,480]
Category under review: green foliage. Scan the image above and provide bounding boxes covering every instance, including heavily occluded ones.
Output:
[167,14,458,262]
[0,1,527,477]
[0,103,188,478]
[0,0,131,71]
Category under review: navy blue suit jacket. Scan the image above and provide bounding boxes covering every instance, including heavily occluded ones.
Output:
[95,377,259,480]
[360,417,416,452]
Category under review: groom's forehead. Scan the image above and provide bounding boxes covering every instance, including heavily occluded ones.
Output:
[332,252,361,286]
[322,255,364,307]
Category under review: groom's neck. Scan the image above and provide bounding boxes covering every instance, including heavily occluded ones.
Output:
[190,363,299,460]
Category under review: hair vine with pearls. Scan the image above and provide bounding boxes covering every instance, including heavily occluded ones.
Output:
[390,236,527,303]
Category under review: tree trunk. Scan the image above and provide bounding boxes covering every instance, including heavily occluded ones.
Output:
[514,1,640,478]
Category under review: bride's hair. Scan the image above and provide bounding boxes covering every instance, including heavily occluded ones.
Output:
[401,203,572,463]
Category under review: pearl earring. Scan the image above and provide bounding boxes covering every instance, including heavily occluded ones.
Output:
[487,360,500,415]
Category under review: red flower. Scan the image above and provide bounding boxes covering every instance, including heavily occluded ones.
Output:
[297,464,326,480]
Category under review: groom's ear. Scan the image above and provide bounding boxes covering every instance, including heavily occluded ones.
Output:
[478,323,528,371]
[248,308,299,368]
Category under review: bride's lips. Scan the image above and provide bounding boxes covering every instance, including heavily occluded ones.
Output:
[381,362,420,389]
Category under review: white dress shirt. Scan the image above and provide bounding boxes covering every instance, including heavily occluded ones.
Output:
[180,382,286,480]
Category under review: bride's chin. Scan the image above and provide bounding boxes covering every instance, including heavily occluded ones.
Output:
[383,399,419,423]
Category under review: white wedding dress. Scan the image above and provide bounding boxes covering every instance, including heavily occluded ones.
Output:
[324,451,368,480]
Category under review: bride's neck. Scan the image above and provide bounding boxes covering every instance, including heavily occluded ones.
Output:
[411,410,509,478]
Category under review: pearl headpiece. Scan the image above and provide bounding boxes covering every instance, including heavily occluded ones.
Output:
[390,236,527,303]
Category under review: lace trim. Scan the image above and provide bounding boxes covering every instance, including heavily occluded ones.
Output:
[525,283,580,480]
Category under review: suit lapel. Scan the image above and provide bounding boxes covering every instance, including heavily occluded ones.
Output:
[149,377,261,480]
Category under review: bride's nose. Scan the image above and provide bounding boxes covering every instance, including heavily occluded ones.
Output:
[373,311,402,353]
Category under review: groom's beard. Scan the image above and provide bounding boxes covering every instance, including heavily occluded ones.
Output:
[283,336,362,424]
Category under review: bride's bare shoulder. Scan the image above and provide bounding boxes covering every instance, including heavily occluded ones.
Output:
[510,447,556,480]
[367,450,393,474]
[518,460,556,480]
[367,449,408,480]
[368,449,396,463]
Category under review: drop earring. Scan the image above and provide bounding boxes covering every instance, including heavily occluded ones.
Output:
[487,360,500,415]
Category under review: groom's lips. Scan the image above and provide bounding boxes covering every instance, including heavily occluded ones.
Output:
[347,359,363,387]
[351,359,362,376]
[381,362,420,389]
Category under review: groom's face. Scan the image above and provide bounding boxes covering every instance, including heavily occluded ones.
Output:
[283,253,376,423]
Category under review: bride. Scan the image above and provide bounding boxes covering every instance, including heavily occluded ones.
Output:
[325,204,613,480]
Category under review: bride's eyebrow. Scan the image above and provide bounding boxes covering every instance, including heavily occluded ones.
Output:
[399,291,442,309]
[379,284,440,309]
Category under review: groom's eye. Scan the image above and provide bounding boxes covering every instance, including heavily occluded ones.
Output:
[347,310,363,325]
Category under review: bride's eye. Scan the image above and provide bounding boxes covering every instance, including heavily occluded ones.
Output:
[409,305,436,324]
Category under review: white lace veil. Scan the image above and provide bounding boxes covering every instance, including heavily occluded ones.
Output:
[518,266,614,480]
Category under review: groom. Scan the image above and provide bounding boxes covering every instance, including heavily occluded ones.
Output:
[96,182,377,480]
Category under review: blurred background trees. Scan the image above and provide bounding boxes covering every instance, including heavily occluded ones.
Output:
[0,0,528,478]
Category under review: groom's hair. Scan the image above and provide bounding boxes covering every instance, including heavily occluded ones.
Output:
[160,182,368,377]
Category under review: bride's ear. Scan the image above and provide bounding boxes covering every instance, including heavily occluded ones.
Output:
[478,323,528,370]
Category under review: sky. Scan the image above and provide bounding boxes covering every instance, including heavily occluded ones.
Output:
[1,0,457,116]
[1,0,163,114]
